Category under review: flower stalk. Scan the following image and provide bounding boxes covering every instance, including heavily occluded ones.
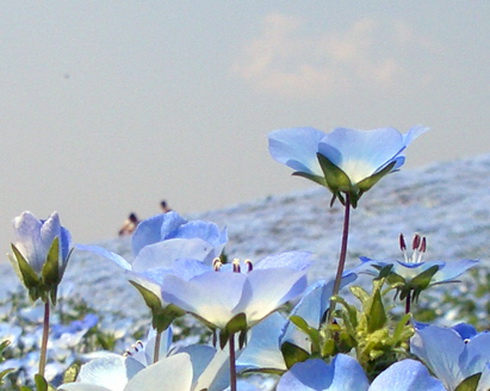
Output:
[38,300,50,377]
[153,331,162,363]
[328,193,352,320]
[229,332,237,391]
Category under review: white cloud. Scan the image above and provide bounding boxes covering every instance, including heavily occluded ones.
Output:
[232,14,441,97]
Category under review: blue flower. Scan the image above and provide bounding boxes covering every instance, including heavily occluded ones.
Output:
[11,211,72,275]
[76,212,227,315]
[276,355,369,391]
[269,126,428,206]
[276,355,444,391]
[10,211,73,302]
[357,233,478,302]
[77,211,227,273]
[131,211,227,263]
[160,254,309,332]
[411,323,490,390]
[58,335,234,391]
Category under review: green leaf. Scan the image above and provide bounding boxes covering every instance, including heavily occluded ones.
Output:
[281,341,310,369]
[289,315,320,352]
[454,372,482,391]
[350,286,370,304]
[367,287,387,332]
[11,244,40,289]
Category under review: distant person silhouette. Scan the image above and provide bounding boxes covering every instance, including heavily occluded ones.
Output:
[118,212,139,236]
[160,200,172,213]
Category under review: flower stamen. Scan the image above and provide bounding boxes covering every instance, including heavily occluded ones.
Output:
[213,258,223,271]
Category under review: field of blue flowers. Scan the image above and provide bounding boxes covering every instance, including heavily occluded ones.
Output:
[2,125,490,391]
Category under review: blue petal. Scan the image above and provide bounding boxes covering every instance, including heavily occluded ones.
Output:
[255,251,312,271]
[238,312,288,371]
[276,355,369,391]
[411,325,466,390]
[318,127,405,183]
[131,238,215,272]
[239,268,307,325]
[161,271,249,328]
[452,323,477,340]
[125,353,193,391]
[432,259,479,284]
[12,211,49,273]
[73,353,144,389]
[402,125,430,145]
[75,244,132,271]
[131,212,187,256]
[268,127,325,176]
[463,332,490,378]
[369,359,445,391]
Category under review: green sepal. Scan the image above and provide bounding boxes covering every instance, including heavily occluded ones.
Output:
[42,237,60,286]
[356,161,396,195]
[292,171,327,187]
[316,154,363,208]
[219,313,247,349]
[10,244,40,290]
[454,372,482,391]
[129,281,185,333]
[317,154,352,193]
[373,264,395,280]
[62,362,80,384]
[409,265,440,302]
[281,341,310,369]
[43,238,61,305]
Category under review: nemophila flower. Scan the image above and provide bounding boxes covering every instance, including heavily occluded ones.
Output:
[58,340,233,391]
[58,353,192,391]
[276,355,369,391]
[276,355,444,391]
[77,212,228,332]
[131,211,227,264]
[9,211,73,303]
[161,254,309,345]
[411,323,490,390]
[268,125,428,207]
[358,233,478,303]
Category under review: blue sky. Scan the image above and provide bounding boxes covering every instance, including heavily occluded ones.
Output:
[1,1,489,253]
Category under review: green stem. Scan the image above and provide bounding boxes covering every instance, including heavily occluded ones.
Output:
[38,300,50,377]
[328,193,352,321]
[153,331,162,363]
[229,333,237,391]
